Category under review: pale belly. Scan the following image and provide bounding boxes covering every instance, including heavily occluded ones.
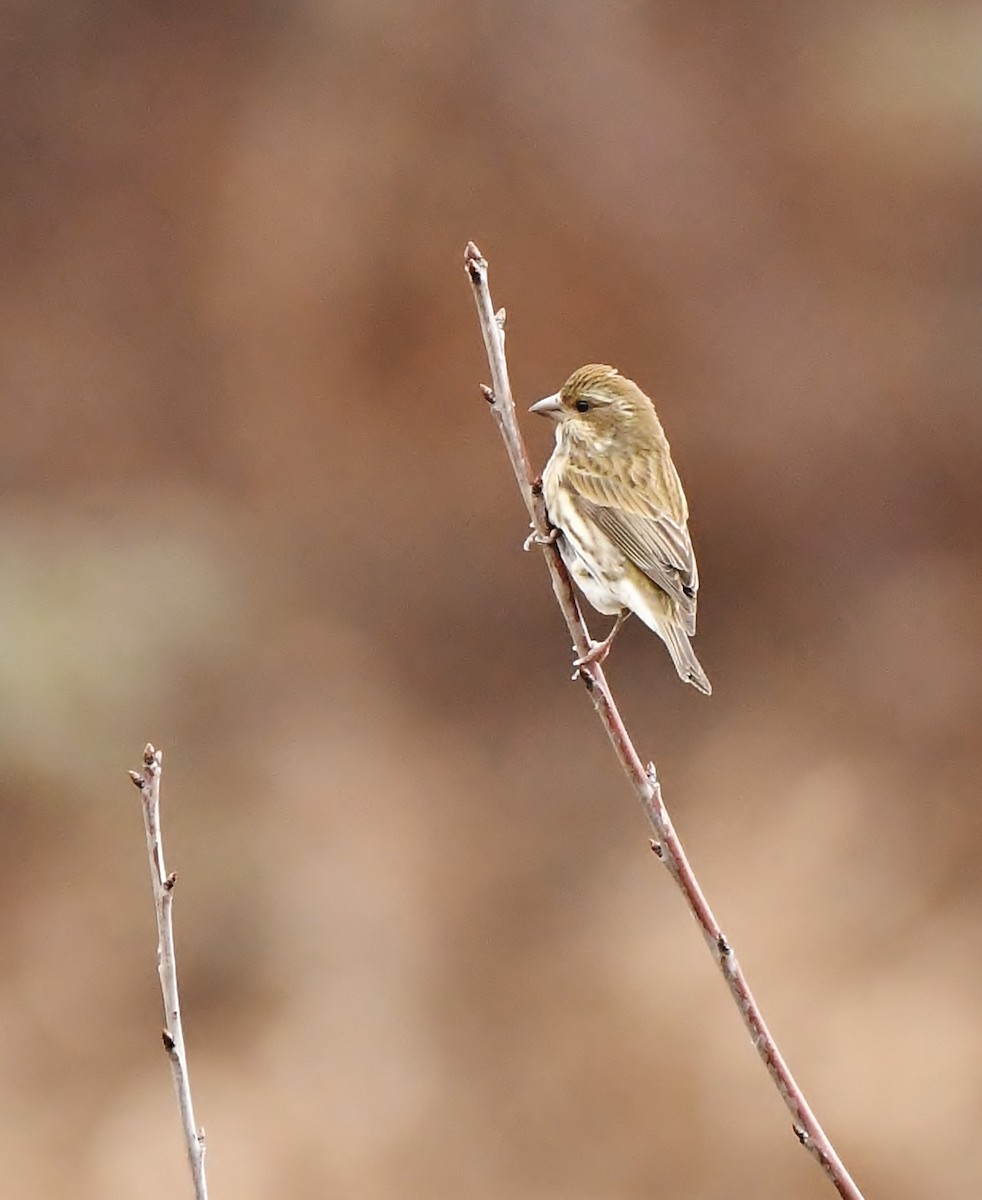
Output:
[546,481,626,617]
[557,536,624,615]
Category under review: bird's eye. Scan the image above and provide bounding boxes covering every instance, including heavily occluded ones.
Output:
[575,398,590,413]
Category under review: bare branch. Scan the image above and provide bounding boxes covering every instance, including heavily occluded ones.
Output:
[131,743,209,1200]
[464,242,865,1200]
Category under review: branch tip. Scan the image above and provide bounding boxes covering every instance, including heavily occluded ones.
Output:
[464,241,486,282]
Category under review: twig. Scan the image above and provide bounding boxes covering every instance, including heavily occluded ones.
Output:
[463,242,865,1200]
[129,744,209,1200]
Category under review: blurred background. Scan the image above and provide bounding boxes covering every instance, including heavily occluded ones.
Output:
[1,1,981,1196]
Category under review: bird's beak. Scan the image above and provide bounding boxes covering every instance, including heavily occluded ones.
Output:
[529,392,562,420]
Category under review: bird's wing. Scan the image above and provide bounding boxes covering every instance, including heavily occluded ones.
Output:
[565,466,698,633]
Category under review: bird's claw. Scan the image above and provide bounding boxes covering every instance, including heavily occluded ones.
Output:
[569,612,627,679]
[572,639,612,671]
[571,640,610,680]
[523,524,560,552]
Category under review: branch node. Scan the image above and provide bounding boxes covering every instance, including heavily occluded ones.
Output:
[531,476,543,496]
[162,1029,176,1052]
[573,665,596,691]
[164,872,178,891]
[794,1123,811,1147]
[479,383,495,404]
[129,770,144,788]
[716,932,738,980]
[649,838,664,859]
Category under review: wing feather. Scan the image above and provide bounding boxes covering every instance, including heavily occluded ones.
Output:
[565,465,699,633]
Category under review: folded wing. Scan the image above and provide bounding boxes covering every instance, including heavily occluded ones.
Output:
[565,465,699,633]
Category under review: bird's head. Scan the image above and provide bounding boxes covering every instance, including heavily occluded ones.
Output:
[529,365,657,446]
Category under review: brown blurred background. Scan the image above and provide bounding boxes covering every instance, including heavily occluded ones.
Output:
[1,1,981,1196]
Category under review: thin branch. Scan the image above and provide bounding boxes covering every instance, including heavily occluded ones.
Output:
[129,744,209,1200]
[464,242,865,1200]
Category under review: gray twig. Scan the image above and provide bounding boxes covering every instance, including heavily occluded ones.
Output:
[464,242,865,1200]
[129,744,208,1200]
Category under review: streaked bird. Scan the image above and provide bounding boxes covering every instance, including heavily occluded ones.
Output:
[530,364,711,695]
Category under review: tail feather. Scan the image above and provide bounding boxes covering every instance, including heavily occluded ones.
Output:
[660,620,712,695]
[617,572,711,694]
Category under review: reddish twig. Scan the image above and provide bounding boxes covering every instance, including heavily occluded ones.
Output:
[464,242,865,1200]
[129,744,209,1200]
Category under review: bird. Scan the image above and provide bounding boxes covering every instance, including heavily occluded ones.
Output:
[529,364,711,695]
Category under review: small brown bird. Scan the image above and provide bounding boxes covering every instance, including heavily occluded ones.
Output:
[530,364,711,694]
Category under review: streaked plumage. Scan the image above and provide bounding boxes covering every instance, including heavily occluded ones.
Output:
[530,364,711,694]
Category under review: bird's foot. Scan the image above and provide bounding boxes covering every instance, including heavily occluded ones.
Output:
[523,523,560,552]
[571,636,615,681]
[573,638,614,670]
[570,612,628,679]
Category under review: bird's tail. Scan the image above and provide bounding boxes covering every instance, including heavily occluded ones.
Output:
[660,620,712,695]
